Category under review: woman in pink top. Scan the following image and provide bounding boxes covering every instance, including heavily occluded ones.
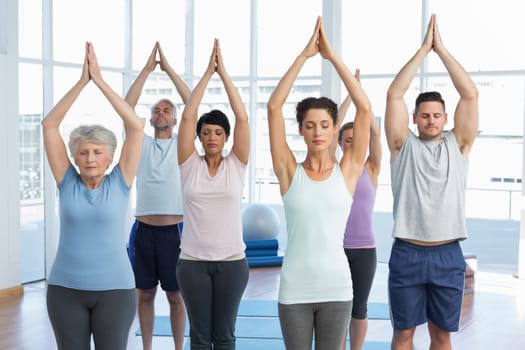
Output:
[337,70,382,350]
[176,39,250,350]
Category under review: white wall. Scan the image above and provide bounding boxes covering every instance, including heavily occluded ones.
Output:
[0,0,21,290]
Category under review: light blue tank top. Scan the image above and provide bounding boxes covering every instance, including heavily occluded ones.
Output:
[135,134,183,216]
[279,163,353,304]
[391,131,468,241]
[48,165,135,290]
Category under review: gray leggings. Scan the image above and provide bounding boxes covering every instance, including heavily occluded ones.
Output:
[177,259,249,350]
[278,301,352,350]
[46,285,137,350]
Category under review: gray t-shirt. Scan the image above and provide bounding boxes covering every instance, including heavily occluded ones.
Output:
[135,134,183,216]
[390,130,468,242]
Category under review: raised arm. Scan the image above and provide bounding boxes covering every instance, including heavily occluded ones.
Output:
[336,70,382,186]
[86,42,144,186]
[215,40,250,164]
[178,39,217,165]
[433,15,479,157]
[125,43,158,108]
[330,69,359,160]
[157,42,191,104]
[42,44,91,184]
[366,113,382,187]
[385,15,434,159]
[267,16,321,194]
[318,22,371,193]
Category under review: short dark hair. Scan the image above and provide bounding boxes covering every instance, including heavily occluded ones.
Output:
[296,97,338,127]
[338,121,354,142]
[415,91,445,113]
[196,109,231,136]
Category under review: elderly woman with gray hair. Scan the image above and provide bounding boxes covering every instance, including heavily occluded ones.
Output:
[42,42,144,350]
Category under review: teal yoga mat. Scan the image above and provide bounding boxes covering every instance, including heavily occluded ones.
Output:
[137,316,283,338]
[142,314,395,350]
[182,338,392,350]
[237,299,390,320]
[136,300,390,336]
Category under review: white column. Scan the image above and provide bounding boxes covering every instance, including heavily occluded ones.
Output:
[519,79,525,279]
[0,0,21,290]
[321,0,342,101]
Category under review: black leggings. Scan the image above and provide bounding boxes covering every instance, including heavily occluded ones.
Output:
[46,285,136,350]
[344,248,377,319]
[177,258,249,350]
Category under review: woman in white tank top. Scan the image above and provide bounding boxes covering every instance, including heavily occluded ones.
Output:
[267,16,374,350]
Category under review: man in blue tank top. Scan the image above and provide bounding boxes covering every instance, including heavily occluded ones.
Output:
[125,42,191,350]
[384,14,479,350]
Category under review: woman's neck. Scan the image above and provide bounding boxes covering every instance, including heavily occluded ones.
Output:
[80,174,103,190]
[302,152,335,174]
[204,153,224,176]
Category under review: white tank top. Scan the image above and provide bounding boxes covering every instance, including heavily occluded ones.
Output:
[279,163,353,304]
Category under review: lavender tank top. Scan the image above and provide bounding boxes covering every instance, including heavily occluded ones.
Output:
[343,167,376,248]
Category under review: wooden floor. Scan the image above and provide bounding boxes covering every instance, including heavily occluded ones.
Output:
[1,263,524,349]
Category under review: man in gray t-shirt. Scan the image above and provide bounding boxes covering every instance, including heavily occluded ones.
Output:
[126,42,190,350]
[384,14,479,350]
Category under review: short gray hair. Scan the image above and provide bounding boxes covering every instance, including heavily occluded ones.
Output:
[151,98,176,117]
[68,125,117,160]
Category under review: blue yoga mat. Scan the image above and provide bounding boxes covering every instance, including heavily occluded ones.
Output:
[237,299,390,320]
[182,338,392,350]
[136,300,390,336]
[246,255,283,267]
[244,238,279,250]
[245,248,279,257]
[137,316,283,338]
[144,315,395,350]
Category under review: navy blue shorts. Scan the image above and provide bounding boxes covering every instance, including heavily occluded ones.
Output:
[132,221,182,291]
[388,239,466,331]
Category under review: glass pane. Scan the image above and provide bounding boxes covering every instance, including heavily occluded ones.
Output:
[476,75,524,137]
[428,0,525,71]
[427,75,524,137]
[53,0,125,67]
[254,78,322,204]
[19,0,42,58]
[19,63,45,282]
[194,0,250,76]
[53,66,125,165]
[19,63,43,203]
[131,0,185,72]
[258,0,322,77]
[343,0,421,74]
[130,74,188,137]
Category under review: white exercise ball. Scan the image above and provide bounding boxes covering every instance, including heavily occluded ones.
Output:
[242,204,280,240]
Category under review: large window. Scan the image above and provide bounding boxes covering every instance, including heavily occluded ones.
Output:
[16,0,525,280]
[53,0,125,67]
[131,1,186,72]
[19,0,525,209]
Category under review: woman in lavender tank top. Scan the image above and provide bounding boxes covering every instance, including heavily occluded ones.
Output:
[336,70,382,350]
